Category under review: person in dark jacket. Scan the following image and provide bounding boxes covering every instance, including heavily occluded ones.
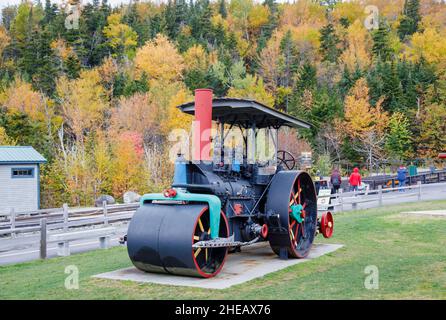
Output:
[397,164,407,192]
[330,168,342,194]
[349,168,361,192]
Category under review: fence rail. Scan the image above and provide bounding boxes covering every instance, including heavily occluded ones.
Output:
[320,181,446,212]
[362,169,446,190]
[0,201,139,261]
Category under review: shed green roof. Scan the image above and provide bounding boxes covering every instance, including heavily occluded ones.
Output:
[0,146,47,164]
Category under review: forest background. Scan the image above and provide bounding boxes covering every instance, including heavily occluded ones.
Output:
[0,0,445,207]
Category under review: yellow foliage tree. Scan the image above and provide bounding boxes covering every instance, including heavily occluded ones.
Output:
[259,31,282,92]
[103,13,138,58]
[248,4,270,33]
[134,34,184,83]
[0,26,10,65]
[57,69,108,142]
[343,78,389,168]
[90,134,112,199]
[332,0,366,25]
[164,87,193,135]
[340,20,372,71]
[110,132,148,198]
[0,127,16,145]
[403,27,446,67]
[0,77,47,121]
[280,0,327,27]
[183,44,216,72]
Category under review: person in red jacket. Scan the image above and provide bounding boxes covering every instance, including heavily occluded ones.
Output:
[349,167,361,192]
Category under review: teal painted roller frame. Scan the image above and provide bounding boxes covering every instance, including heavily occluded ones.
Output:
[139,190,221,239]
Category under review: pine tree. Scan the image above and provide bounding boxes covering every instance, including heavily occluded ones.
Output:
[257,0,278,53]
[398,0,421,40]
[381,61,405,112]
[218,0,227,19]
[279,30,299,111]
[319,23,341,63]
[372,21,392,61]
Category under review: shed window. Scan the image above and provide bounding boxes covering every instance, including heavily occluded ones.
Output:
[11,168,34,178]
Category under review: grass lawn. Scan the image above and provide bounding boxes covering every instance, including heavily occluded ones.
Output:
[1,200,445,299]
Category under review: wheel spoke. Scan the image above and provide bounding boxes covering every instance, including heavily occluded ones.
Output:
[294,223,299,240]
[198,218,204,232]
[193,235,199,241]
[194,247,202,258]
[297,179,301,204]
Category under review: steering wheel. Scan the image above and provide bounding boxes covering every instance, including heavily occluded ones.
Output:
[277,150,297,170]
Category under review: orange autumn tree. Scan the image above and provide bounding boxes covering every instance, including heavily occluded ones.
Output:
[343,78,389,169]
[111,132,149,198]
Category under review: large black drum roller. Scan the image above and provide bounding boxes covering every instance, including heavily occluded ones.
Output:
[127,203,229,278]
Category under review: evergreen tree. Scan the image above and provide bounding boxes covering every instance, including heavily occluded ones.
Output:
[381,61,405,112]
[218,0,227,19]
[279,30,299,111]
[398,0,421,40]
[294,62,317,95]
[319,23,341,63]
[372,21,392,61]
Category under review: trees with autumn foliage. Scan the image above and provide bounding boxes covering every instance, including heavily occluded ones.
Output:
[0,0,445,207]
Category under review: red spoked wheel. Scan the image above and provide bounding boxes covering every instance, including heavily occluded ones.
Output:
[288,180,305,254]
[320,211,334,239]
[266,171,318,259]
[192,209,229,278]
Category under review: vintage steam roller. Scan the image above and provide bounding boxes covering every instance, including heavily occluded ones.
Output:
[126,89,334,278]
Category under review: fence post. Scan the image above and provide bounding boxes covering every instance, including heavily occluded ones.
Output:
[40,218,47,260]
[417,181,422,201]
[10,208,16,238]
[339,189,344,212]
[378,185,383,207]
[103,200,108,226]
[63,203,69,232]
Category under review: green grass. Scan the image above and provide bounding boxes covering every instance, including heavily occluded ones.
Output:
[1,200,445,299]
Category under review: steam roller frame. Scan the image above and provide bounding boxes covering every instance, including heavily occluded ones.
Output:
[127,203,229,278]
[266,171,318,258]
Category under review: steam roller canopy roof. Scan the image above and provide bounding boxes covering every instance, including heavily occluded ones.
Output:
[177,98,312,129]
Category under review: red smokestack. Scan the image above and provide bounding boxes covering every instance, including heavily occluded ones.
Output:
[193,89,213,161]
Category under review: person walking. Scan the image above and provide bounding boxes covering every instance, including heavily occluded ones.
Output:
[349,167,361,192]
[330,168,342,194]
[397,164,407,192]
